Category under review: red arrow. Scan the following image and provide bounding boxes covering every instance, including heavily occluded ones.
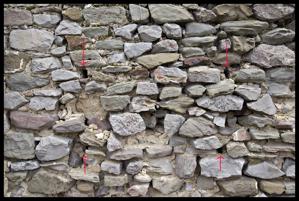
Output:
[224,41,229,68]
[82,153,88,175]
[80,38,87,68]
[216,154,224,172]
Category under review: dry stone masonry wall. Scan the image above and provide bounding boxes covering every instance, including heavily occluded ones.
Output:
[3,3,295,197]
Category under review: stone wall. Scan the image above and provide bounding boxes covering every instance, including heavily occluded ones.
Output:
[4,4,295,197]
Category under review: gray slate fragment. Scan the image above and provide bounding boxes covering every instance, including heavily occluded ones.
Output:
[164,114,185,137]
[152,175,184,194]
[31,57,62,73]
[100,95,130,112]
[136,81,159,95]
[29,97,58,111]
[51,69,80,82]
[4,91,28,110]
[234,84,261,101]
[196,95,244,112]
[85,81,107,94]
[33,13,61,28]
[110,147,143,160]
[53,118,86,134]
[115,24,138,40]
[192,136,222,150]
[179,117,217,137]
[129,4,149,23]
[106,81,135,95]
[245,161,285,179]
[129,96,156,112]
[188,66,220,83]
[59,80,82,93]
[10,160,40,172]
[249,126,280,140]
[55,20,82,35]
[175,153,197,178]
[6,72,49,91]
[185,22,216,37]
[101,160,122,175]
[107,133,123,152]
[247,94,277,115]
[162,23,182,39]
[138,25,162,42]
[124,42,152,59]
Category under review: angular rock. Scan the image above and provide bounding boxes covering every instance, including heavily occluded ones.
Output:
[181,47,205,58]
[188,66,220,83]
[213,4,253,22]
[267,82,292,97]
[136,81,158,95]
[124,42,152,59]
[179,117,217,138]
[50,46,66,56]
[101,160,122,175]
[218,177,258,197]
[33,13,61,28]
[82,27,109,39]
[70,50,103,67]
[175,153,197,179]
[35,135,72,161]
[152,175,184,194]
[152,39,178,53]
[232,36,255,54]
[68,168,99,183]
[159,96,194,114]
[145,145,172,158]
[188,107,206,117]
[28,169,74,194]
[206,79,235,97]
[185,22,216,37]
[259,180,285,195]
[185,85,206,97]
[108,52,126,64]
[281,131,295,144]
[200,155,245,179]
[106,81,135,95]
[226,142,249,158]
[263,142,295,153]
[129,96,156,112]
[10,111,58,130]
[53,118,86,134]
[232,128,251,141]
[4,51,31,73]
[213,114,226,127]
[109,113,146,136]
[4,8,33,25]
[62,7,82,21]
[10,160,40,172]
[126,160,143,175]
[59,80,82,93]
[100,95,130,112]
[266,67,294,83]
[164,114,185,137]
[85,81,107,94]
[238,114,274,128]
[4,91,28,110]
[160,86,182,100]
[262,28,295,45]
[29,97,58,111]
[244,44,295,68]
[136,53,180,69]
[104,174,128,187]
[213,53,241,65]
[194,7,217,22]
[162,23,182,39]
[153,66,187,84]
[4,131,35,159]
[110,147,143,160]
[234,83,261,101]
[192,136,222,150]
[128,183,149,197]
[102,65,132,73]
[147,157,173,175]
[82,6,128,25]
[129,4,149,23]
[55,20,82,35]
[138,25,162,42]
[10,29,54,52]
[247,94,277,115]
[114,24,138,40]
[284,181,295,195]
[182,36,217,47]
[148,4,194,24]
[59,93,75,104]
[62,56,73,69]
[220,20,269,34]
[245,161,285,179]
[95,39,124,50]
[31,57,61,73]
[253,4,294,21]
[196,95,244,112]
[234,67,265,83]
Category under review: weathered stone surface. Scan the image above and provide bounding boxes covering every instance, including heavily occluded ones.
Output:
[70,50,103,67]
[109,113,146,136]
[51,69,79,81]
[4,91,28,110]
[181,47,205,58]
[108,52,126,64]
[51,46,66,56]
[194,7,217,22]
[28,169,74,194]
[232,128,251,141]
[245,161,285,179]
[82,6,128,25]
[147,157,173,175]
[6,72,49,91]
[160,86,182,100]
[145,145,172,158]
[4,113,10,134]
[266,67,295,83]
[232,36,255,54]
[179,117,217,138]
[124,42,152,59]
[152,39,178,53]
[192,136,222,150]
[82,27,109,39]
[226,142,249,158]
[220,20,269,34]
[59,80,82,93]
[185,85,206,98]
[33,13,61,27]
[10,111,58,130]
[259,180,285,195]
[10,160,40,172]
[162,23,182,39]
[136,81,159,95]
[96,39,124,50]
[185,22,216,37]
[53,118,86,134]
[213,4,253,22]
[59,93,75,104]
[149,4,194,24]
[104,174,128,187]
[188,66,220,83]
[234,83,261,101]
[85,81,107,94]
[244,44,295,68]
[238,114,274,128]
[218,177,258,197]
[55,20,82,35]
[206,79,235,97]
[68,168,100,183]
[129,96,156,112]
[263,141,295,153]
[267,82,292,97]
[128,183,149,196]
[106,81,135,95]
[102,65,132,73]
[234,67,266,83]
[253,4,294,21]
[247,94,277,115]
[196,95,244,112]
[281,131,295,144]
[63,7,82,21]
[4,51,31,73]
[164,114,185,137]
[213,53,241,65]
[35,135,72,161]
[249,126,280,140]
[152,175,184,194]
[126,160,143,175]
[100,95,130,112]
[101,160,122,175]
[188,107,206,117]
[4,8,33,25]
[137,53,180,69]
[262,28,295,45]
[115,24,138,40]
[175,153,197,178]
[110,147,143,160]
[129,4,149,23]
[153,66,187,84]
[159,96,194,114]
[200,155,245,179]
[284,181,295,195]
[29,97,58,111]
[4,131,35,159]
[138,25,162,42]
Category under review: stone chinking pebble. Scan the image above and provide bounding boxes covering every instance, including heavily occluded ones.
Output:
[4,3,295,197]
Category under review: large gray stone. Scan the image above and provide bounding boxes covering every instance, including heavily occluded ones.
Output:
[4,8,33,25]
[127,183,149,197]
[55,20,82,35]
[220,20,269,34]
[153,66,187,84]
[152,39,178,53]
[110,147,143,160]
[226,142,249,158]
[147,158,173,175]
[129,96,156,112]
[164,114,185,137]
[238,114,274,128]
[138,25,162,42]
[31,57,61,73]
[136,81,159,95]
[85,81,107,94]
[196,95,244,112]
[267,82,292,97]
[109,113,146,136]
[95,39,124,50]
[160,86,182,100]
[129,4,149,23]
[4,131,35,159]
[185,85,206,97]
[137,53,180,69]
[212,4,253,22]
[231,36,255,54]
[245,161,285,179]
[53,118,86,134]
[102,65,132,73]
[162,23,182,39]
[188,66,220,83]
[124,42,152,59]
[68,168,100,183]
[262,28,295,45]
[159,96,194,114]
[179,117,217,138]
[185,22,216,37]
[82,6,128,25]
[100,95,130,112]
[175,153,197,179]
[218,177,258,197]
[249,126,280,140]
[148,4,194,24]
[70,50,104,67]
[29,97,58,111]
[6,72,49,91]
[213,53,241,65]
[82,27,109,39]
[152,175,184,194]
[126,160,143,175]
[233,67,266,83]
[253,4,294,21]
[104,174,128,187]
[114,24,138,40]
[181,47,205,58]
[33,13,61,28]
[4,91,28,110]
[33,89,62,97]
[266,67,295,83]
[35,135,72,161]
[182,36,217,47]
[10,160,40,172]
[200,155,245,179]
[51,69,80,81]
[145,145,172,158]
[59,80,82,93]
[247,94,277,115]
[206,79,235,97]
[234,83,261,101]
[106,81,135,95]
[101,160,122,175]
[244,44,295,68]
[192,136,222,150]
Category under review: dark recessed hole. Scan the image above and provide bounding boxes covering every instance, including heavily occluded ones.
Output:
[230,64,239,68]
[217,147,224,154]
[81,69,88,78]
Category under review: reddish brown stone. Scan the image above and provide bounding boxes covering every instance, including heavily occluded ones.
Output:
[66,36,90,50]
[184,56,211,67]
[275,120,294,130]
[10,111,58,130]
[129,67,149,79]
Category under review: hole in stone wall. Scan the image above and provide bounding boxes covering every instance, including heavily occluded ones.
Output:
[81,69,88,78]
[217,147,223,154]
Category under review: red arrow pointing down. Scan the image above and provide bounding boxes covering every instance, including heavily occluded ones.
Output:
[82,153,88,175]
[216,155,224,172]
